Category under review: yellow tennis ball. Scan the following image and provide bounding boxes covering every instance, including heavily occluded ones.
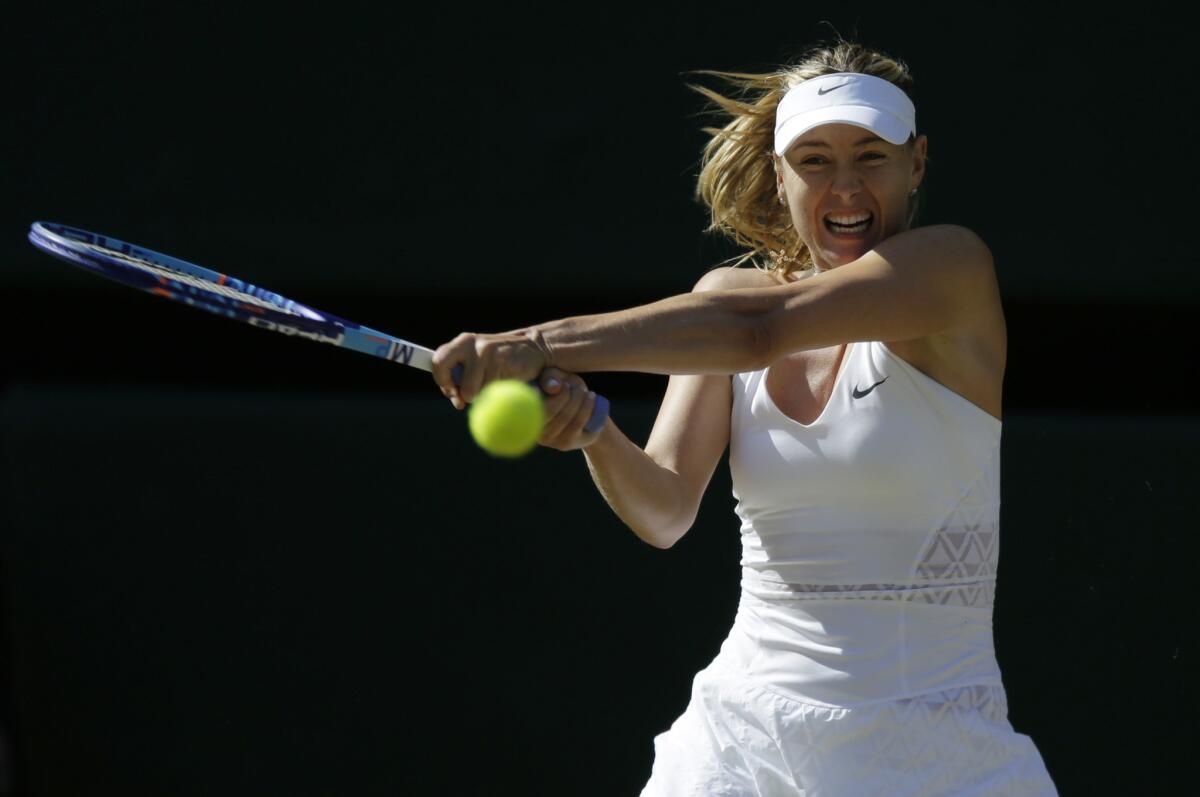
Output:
[467,379,546,458]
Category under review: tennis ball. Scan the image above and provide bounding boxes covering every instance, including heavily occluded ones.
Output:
[467,379,546,458]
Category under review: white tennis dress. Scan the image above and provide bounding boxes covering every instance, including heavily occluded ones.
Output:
[640,340,1059,797]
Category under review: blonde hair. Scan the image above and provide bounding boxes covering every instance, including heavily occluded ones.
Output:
[688,38,922,282]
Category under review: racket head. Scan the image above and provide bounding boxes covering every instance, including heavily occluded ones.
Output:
[28,221,438,371]
[29,221,346,328]
[27,222,610,429]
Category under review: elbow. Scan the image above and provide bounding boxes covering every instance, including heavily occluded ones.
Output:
[629,460,700,549]
[631,519,687,550]
[631,511,692,550]
[661,522,689,549]
[651,505,698,550]
[648,526,687,550]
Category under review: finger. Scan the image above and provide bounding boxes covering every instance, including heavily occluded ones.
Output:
[539,383,576,440]
[432,337,469,409]
[434,365,466,404]
[539,367,569,395]
[568,389,598,438]
[451,357,474,408]
[537,386,568,436]
[541,383,585,442]
[546,388,598,451]
[431,342,457,395]
[542,368,587,396]
[459,346,486,406]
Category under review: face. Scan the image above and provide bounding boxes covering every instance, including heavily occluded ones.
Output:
[774,122,927,271]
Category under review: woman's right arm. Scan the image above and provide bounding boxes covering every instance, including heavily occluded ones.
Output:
[579,267,747,549]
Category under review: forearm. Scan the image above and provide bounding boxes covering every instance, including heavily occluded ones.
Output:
[580,418,690,549]
[529,290,772,376]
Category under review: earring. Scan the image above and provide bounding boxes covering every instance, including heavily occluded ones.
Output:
[909,188,918,196]
[778,196,787,206]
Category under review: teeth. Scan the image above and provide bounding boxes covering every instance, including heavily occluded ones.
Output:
[826,212,871,235]
[827,211,872,225]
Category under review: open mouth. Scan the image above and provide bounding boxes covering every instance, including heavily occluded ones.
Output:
[824,211,873,236]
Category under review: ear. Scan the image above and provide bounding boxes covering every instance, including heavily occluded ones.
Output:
[910,134,928,192]
[772,155,786,201]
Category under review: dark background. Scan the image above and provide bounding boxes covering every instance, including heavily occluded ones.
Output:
[2,3,1196,795]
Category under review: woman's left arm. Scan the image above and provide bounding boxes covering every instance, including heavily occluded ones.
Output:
[431,224,995,404]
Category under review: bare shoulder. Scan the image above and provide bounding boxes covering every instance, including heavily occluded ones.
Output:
[917,223,996,282]
[874,223,1001,332]
[921,223,1000,318]
[692,264,787,292]
[925,222,991,250]
[887,224,1006,419]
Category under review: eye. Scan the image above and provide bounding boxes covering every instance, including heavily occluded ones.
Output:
[800,152,886,165]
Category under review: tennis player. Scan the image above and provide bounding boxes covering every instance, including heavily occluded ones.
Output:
[433,38,1059,797]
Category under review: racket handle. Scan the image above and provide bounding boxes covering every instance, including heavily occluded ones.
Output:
[582,394,611,434]
[448,364,610,434]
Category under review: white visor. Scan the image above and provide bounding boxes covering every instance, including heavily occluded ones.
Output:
[774,72,916,156]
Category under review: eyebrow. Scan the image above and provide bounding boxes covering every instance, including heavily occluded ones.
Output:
[792,134,885,149]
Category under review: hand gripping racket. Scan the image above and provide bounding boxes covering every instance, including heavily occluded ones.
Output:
[27,221,610,433]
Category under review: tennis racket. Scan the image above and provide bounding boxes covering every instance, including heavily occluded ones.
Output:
[27,221,610,433]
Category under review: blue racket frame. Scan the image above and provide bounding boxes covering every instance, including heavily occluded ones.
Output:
[27,221,610,434]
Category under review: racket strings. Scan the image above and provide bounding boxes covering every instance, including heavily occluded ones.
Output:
[80,240,305,317]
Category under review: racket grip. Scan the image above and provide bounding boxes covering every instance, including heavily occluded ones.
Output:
[582,394,610,434]
[448,364,610,433]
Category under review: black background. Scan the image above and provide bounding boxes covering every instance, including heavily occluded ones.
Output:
[2,3,1196,795]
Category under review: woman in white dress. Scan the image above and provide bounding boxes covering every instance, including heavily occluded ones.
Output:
[433,37,1059,797]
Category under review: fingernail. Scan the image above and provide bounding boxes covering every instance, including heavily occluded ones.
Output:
[546,378,560,389]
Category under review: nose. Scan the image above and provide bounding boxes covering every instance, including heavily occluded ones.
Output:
[831,163,863,201]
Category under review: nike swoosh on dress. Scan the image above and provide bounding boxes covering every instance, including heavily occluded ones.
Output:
[852,377,889,399]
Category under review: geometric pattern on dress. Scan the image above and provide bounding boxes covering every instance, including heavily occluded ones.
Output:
[769,578,996,608]
[901,682,1009,724]
[910,442,1001,608]
[914,520,999,583]
[836,683,1045,797]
